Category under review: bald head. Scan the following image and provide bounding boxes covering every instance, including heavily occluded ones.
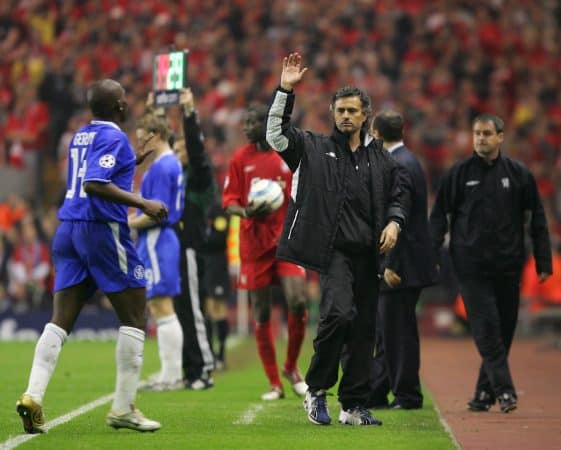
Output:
[87,79,126,122]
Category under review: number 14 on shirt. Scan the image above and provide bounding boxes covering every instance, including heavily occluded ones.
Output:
[66,147,88,199]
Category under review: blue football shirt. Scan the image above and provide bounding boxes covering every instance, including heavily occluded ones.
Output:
[58,120,136,223]
[138,150,184,227]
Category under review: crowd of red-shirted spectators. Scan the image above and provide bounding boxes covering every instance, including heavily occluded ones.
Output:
[1,0,561,319]
[0,193,56,312]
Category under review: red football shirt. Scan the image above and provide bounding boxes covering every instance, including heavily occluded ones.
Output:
[222,144,292,262]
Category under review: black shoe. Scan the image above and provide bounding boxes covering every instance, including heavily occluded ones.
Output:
[467,391,495,412]
[498,393,517,413]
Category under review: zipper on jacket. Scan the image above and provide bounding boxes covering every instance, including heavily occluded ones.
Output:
[287,209,299,240]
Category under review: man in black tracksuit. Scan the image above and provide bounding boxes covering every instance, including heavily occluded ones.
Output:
[266,53,411,426]
[172,89,216,389]
[430,113,552,413]
[368,111,437,410]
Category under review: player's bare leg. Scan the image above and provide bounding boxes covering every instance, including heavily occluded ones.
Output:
[105,288,160,432]
[251,287,284,400]
[17,281,89,434]
[281,276,309,396]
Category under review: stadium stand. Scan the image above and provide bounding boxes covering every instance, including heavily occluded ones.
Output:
[1,0,560,330]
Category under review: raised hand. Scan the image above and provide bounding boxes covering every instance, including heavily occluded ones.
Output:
[280,53,308,91]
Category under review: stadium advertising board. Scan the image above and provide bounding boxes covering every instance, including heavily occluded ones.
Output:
[0,310,121,341]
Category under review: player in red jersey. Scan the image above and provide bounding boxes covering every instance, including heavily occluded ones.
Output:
[223,103,308,400]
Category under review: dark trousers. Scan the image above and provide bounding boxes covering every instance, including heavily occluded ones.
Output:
[458,274,520,399]
[173,247,215,381]
[369,287,423,408]
[305,249,379,410]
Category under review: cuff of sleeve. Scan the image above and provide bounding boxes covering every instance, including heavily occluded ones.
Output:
[277,85,293,94]
[390,219,403,231]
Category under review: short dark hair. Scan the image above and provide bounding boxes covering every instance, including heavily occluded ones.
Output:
[371,110,404,141]
[473,114,504,133]
[246,103,269,122]
[87,79,123,120]
[331,86,372,119]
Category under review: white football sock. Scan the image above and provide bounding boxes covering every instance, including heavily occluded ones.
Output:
[156,314,183,383]
[111,326,145,414]
[25,322,68,404]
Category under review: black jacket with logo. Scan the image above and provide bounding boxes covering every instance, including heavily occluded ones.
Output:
[266,87,411,273]
[430,152,551,277]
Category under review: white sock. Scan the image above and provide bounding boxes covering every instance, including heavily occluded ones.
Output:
[156,314,183,383]
[111,326,144,414]
[25,323,68,404]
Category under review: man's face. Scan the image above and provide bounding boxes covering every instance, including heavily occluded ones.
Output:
[243,110,264,143]
[473,120,503,158]
[333,96,366,136]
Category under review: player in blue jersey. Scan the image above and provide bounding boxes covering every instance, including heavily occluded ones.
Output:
[16,79,167,434]
[129,113,185,390]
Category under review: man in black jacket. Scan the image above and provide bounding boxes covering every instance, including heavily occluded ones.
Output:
[171,88,216,390]
[368,111,437,410]
[430,113,552,413]
[266,53,411,426]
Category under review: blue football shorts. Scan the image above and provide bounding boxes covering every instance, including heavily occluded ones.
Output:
[52,220,146,297]
[136,226,180,300]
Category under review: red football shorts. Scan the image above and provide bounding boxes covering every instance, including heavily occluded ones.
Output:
[238,252,305,290]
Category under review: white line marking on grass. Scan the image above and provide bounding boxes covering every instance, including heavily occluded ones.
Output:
[432,401,462,450]
[233,404,264,425]
[1,394,114,450]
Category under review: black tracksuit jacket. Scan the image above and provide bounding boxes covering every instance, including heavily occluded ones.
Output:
[266,87,411,273]
[430,152,551,277]
[173,112,216,250]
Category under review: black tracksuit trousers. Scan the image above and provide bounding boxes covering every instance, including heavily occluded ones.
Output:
[305,249,379,410]
[458,274,520,400]
[173,247,215,382]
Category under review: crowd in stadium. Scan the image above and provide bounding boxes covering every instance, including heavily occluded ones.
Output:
[1,0,561,321]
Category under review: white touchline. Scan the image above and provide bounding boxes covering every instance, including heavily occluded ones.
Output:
[1,394,114,450]
[233,404,264,425]
[432,399,461,450]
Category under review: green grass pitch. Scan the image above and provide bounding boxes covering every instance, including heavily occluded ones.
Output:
[0,336,455,449]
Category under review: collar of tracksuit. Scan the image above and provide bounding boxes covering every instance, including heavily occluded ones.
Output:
[473,150,502,168]
[331,127,374,151]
